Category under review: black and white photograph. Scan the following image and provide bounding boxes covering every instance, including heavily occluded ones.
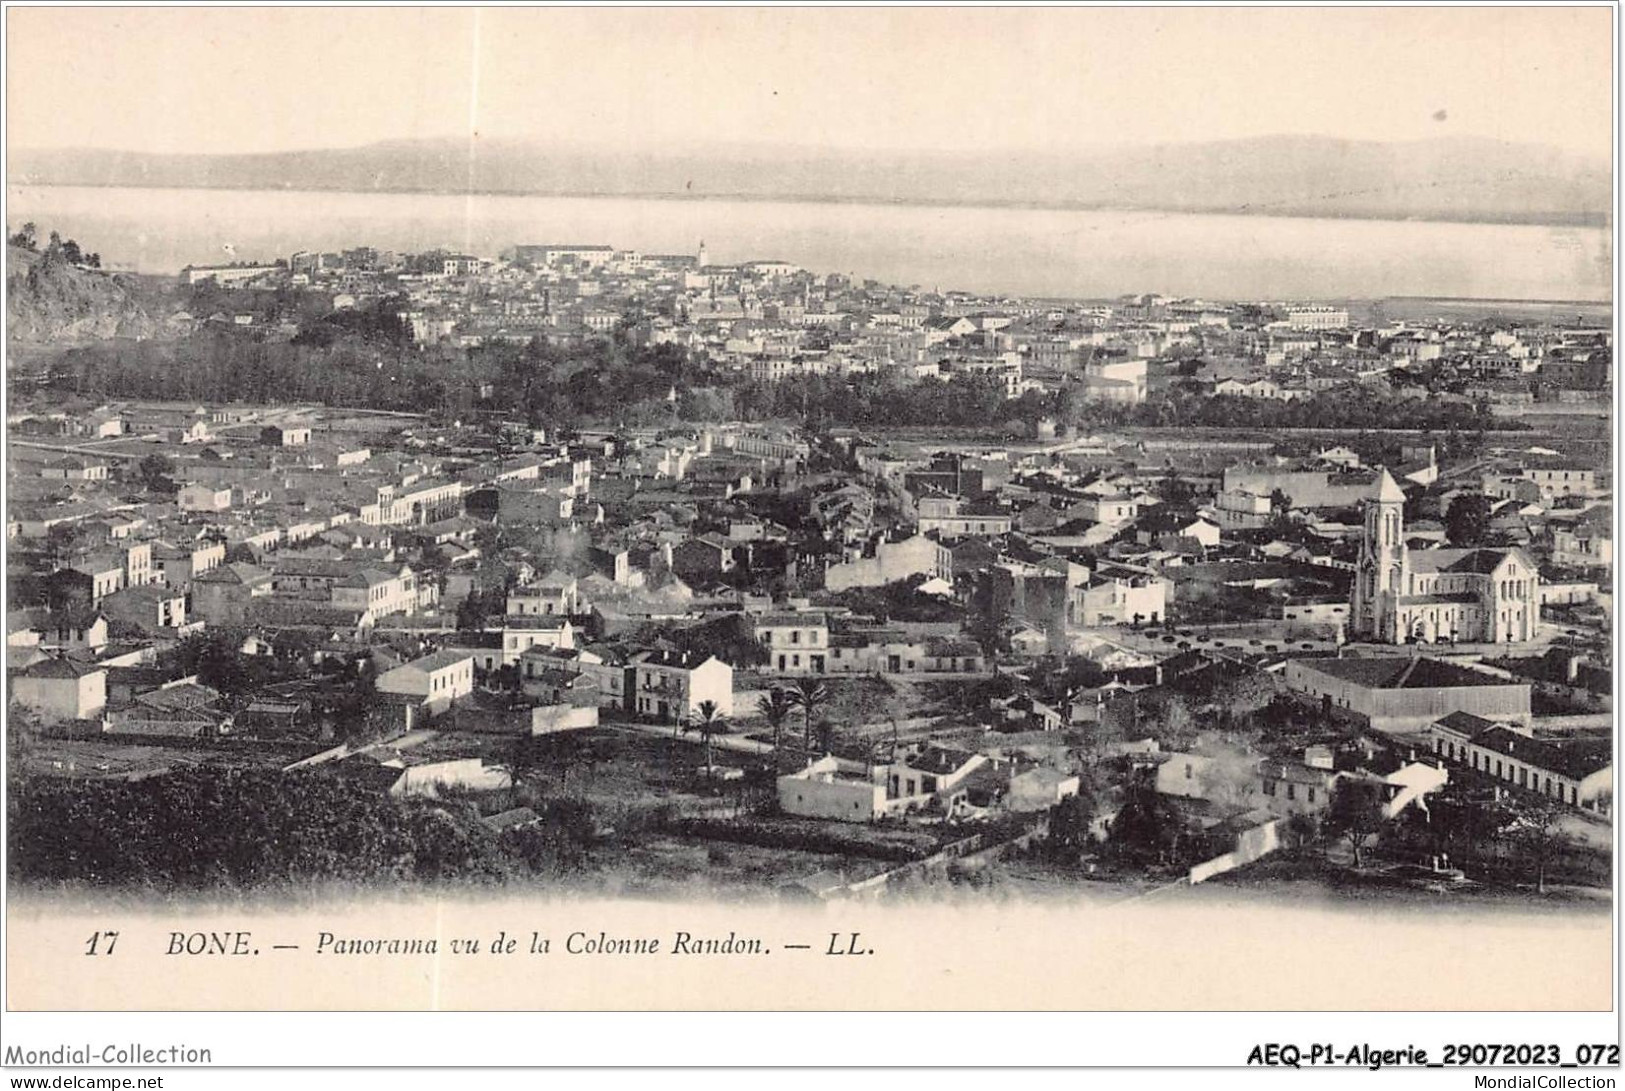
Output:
[0,2,1617,1074]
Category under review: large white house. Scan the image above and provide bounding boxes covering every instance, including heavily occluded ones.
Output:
[375,649,476,715]
[13,658,107,722]
[630,649,733,723]
[753,611,830,674]
[500,616,576,665]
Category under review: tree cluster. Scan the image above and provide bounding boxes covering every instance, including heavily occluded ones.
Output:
[1105,776,1208,868]
[731,372,1017,430]
[816,573,962,623]
[1445,493,1495,546]
[9,223,100,267]
[50,327,465,411]
[636,613,770,669]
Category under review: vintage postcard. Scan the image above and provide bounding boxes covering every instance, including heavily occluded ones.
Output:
[0,3,1616,1070]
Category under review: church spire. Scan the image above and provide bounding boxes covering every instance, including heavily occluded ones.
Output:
[1353,465,1409,642]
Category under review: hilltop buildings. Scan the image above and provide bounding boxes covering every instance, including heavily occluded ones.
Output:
[7,232,1612,906]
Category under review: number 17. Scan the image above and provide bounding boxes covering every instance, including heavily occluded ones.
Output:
[84,930,119,956]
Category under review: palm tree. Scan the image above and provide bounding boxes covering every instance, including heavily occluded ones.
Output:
[787,679,830,767]
[757,687,797,773]
[684,699,726,778]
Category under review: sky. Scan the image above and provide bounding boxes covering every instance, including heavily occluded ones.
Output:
[7,7,1614,160]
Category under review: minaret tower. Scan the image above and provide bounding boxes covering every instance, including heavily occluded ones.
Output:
[1352,467,1408,641]
[697,239,709,269]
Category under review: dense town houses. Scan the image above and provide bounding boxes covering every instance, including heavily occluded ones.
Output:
[7,235,1612,902]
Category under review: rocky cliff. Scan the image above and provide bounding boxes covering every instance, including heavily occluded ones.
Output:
[7,246,162,345]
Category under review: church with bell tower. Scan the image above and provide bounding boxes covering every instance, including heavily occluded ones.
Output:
[1350,468,1540,644]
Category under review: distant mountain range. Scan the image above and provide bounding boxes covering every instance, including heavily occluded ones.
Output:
[11,134,1610,226]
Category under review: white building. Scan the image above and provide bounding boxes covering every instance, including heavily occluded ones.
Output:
[753,611,830,674]
[501,616,576,665]
[178,483,233,513]
[1081,358,1149,404]
[1429,712,1611,815]
[1073,571,1169,626]
[12,658,107,722]
[375,649,476,715]
[777,756,888,822]
[1520,466,1597,500]
[630,650,733,723]
[1552,524,1612,573]
[1281,305,1349,331]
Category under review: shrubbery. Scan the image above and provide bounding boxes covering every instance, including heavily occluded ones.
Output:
[6,765,601,892]
[671,816,932,862]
